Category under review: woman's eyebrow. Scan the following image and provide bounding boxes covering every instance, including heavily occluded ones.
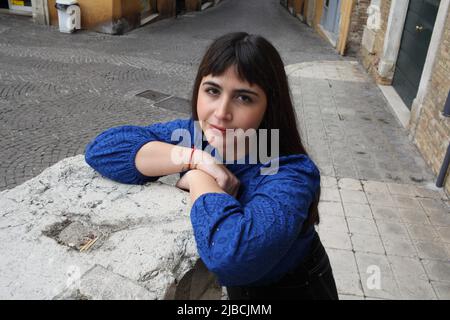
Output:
[202,81,259,96]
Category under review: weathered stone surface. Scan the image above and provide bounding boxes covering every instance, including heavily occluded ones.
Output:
[0,155,214,300]
[53,265,156,300]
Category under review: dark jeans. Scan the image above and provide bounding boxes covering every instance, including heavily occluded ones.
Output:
[226,233,339,300]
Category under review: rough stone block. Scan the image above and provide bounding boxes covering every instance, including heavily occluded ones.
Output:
[0,155,219,300]
[54,265,156,300]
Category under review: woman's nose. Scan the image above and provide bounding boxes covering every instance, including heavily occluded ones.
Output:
[214,96,232,121]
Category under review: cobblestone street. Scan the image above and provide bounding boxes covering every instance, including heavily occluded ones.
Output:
[0,0,449,300]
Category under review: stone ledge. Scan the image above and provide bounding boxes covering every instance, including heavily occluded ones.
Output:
[0,155,221,299]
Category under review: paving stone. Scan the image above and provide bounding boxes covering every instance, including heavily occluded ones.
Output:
[355,252,401,299]
[422,260,450,282]
[319,214,349,234]
[362,275,401,300]
[387,255,428,282]
[382,237,418,258]
[321,175,338,188]
[321,187,341,202]
[392,195,423,209]
[340,189,368,205]
[366,192,396,207]
[372,206,403,222]
[351,234,385,254]
[334,165,359,179]
[406,224,441,241]
[319,230,353,250]
[362,180,390,194]
[419,198,450,214]
[327,248,364,296]
[317,164,335,176]
[427,211,450,226]
[347,217,379,236]
[338,178,363,191]
[398,207,432,225]
[343,203,373,219]
[396,278,437,300]
[431,282,450,299]
[413,185,446,200]
[376,220,410,239]
[386,182,415,197]
[414,241,450,261]
[318,200,345,216]
[355,252,393,278]
[358,170,384,181]
[436,226,450,243]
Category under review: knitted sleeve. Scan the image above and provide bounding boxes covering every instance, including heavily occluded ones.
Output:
[84,118,192,185]
[190,154,320,286]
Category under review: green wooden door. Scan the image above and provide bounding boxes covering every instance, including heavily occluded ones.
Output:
[392,0,440,109]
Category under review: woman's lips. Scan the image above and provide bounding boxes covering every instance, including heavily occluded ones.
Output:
[208,123,228,133]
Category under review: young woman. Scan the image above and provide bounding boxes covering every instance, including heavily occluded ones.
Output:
[85,32,338,300]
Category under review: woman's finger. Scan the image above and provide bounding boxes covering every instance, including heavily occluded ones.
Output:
[175,173,190,191]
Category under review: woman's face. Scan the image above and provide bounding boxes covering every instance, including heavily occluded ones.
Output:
[197,65,267,159]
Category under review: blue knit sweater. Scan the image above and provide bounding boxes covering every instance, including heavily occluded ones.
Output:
[85,118,321,287]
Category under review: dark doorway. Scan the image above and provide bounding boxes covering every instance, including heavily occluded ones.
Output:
[392,0,440,109]
[176,0,186,16]
[150,0,157,13]
[0,0,9,9]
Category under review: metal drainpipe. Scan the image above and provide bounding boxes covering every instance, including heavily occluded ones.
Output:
[437,143,450,188]
[436,90,450,188]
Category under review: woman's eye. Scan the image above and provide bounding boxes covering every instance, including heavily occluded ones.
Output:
[206,88,220,95]
[238,95,252,104]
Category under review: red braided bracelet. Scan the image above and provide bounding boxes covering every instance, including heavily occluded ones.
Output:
[188,147,196,170]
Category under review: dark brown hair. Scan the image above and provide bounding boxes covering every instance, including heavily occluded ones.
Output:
[191,32,320,230]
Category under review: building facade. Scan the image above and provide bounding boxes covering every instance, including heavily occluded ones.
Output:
[281,0,371,55]
[359,0,450,194]
[0,0,221,34]
[282,0,450,194]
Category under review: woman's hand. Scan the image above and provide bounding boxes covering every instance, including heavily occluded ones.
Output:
[175,172,190,191]
[193,151,240,197]
[176,150,240,198]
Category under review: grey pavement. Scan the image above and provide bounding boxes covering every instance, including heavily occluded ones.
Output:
[317,177,450,300]
[0,0,449,299]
